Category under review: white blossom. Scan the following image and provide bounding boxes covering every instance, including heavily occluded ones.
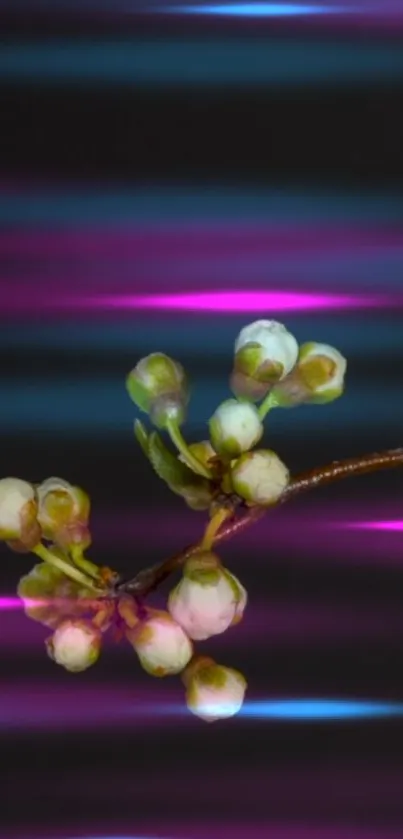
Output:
[185,660,247,723]
[47,619,101,673]
[129,611,193,677]
[234,320,299,380]
[0,478,36,539]
[231,449,290,505]
[209,399,263,458]
[168,553,247,641]
[297,342,347,402]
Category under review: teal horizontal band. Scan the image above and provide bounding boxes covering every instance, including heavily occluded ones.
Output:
[0,38,403,84]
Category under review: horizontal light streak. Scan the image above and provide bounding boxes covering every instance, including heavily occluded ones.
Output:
[167,3,347,16]
[0,39,403,85]
[0,187,401,225]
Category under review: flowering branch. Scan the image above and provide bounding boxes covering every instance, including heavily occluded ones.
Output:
[118,447,403,598]
[3,318,402,723]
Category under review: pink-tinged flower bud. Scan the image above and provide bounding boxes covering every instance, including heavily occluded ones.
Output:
[36,477,91,549]
[127,610,193,677]
[272,342,347,407]
[209,400,263,458]
[126,353,189,428]
[231,449,289,506]
[231,320,299,401]
[0,478,38,543]
[168,552,247,641]
[183,656,247,722]
[46,619,101,673]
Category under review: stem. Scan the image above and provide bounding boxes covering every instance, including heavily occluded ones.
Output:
[166,418,214,479]
[258,391,279,420]
[32,543,105,595]
[200,507,234,550]
[118,446,403,598]
[70,545,102,581]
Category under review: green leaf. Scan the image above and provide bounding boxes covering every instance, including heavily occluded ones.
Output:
[148,432,214,509]
[148,431,198,489]
[134,419,150,458]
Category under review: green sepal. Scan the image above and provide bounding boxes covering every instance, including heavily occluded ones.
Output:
[134,419,150,458]
[148,432,214,508]
[126,373,151,414]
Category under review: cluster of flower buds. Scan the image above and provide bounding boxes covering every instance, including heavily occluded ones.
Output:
[0,475,91,553]
[126,319,346,511]
[17,544,248,721]
[230,319,346,406]
[4,318,347,724]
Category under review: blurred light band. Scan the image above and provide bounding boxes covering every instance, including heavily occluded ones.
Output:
[1,39,403,84]
[81,290,380,313]
[1,688,403,728]
[0,188,402,224]
[167,3,346,15]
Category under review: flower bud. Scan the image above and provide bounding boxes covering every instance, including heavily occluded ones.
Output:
[36,477,91,549]
[231,449,289,505]
[183,657,247,722]
[272,342,347,407]
[126,353,189,428]
[231,320,299,401]
[46,619,101,672]
[18,561,96,629]
[127,610,193,677]
[168,552,247,641]
[0,478,38,542]
[209,400,263,459]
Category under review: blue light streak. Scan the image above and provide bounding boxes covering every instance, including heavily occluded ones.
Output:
[239,699,403,719]
[166,3,346,16]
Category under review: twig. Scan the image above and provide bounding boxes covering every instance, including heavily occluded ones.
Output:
[116,447,403,598]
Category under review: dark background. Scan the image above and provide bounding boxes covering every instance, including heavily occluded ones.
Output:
[1,4,403,839]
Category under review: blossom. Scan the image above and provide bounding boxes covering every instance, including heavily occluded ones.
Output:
[272,342,347,407]
[46,619,101,672]
[126,353,189,427]
[168,552,247,641]
[231,449,290,505]
[183,656,247,722]
[36,477,91,549]
[296,342,347,403]
[0,477,37,541]
[231,320,299,401]
[209,399,263,458]
[127,610,193,676]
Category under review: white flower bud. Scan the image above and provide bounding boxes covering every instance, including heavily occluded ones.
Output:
[126,353,189,428]
[168,552,247,641]
[36,477,91,548]
[127,611,193,677]
[272,341,347,407]
[297,342,347,403]
[231,320,299,401]
[231,449,289,505]
[0,478,36,540]
[209,399,263,458]
[184,658,247,723]
[46,619,101,673]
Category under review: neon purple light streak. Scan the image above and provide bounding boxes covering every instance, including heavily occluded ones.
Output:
[344,520,403,531]
[85,289,379,313]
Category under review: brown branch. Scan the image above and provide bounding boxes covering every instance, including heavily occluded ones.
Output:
[117,447,403,599]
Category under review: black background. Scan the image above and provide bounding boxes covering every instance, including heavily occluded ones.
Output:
[1,6,403,839]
